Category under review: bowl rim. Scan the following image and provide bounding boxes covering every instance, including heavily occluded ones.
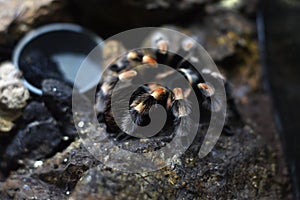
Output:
[12,23,103,95]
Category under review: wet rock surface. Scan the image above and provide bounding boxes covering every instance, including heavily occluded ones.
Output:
[0,140,100,199]
[0,0,293,199]
[0,115,291,199]
[70,126,287,199]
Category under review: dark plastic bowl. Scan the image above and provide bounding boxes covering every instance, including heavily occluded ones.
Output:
[13,23,103,95]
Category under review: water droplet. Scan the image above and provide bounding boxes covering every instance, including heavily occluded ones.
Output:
[63,136,69,141]
[78,121,84,128]
[23,184,30,190]
[33,160,43,168]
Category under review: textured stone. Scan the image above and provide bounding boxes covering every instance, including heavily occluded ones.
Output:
[70,125,290,199]
[0,116,291,200]
[0,62,29,110]
[1,102,62,170]
[0,62,29,132]
[0,140,100,199]
[0,0,71,45]
[42,79,77,139]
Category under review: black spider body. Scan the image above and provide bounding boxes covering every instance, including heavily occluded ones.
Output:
[95,34,242,144]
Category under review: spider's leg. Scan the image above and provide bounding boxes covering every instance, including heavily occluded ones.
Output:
[142,54,157,66]
[121,87,169,135]
[169,37,196,69]
[166,67,200,98]
[152,35,169,64]
[168,88,194,147]
[96,68,138,115]
[114,131,133,141]
[118,70,137,82]
[167,88,192,128]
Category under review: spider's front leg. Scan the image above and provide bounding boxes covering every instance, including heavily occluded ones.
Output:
[121,86,170,135]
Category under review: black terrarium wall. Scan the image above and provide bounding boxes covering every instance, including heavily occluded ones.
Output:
[0,0,297,199]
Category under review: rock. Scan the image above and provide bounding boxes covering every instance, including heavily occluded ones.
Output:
[0,140,100,199]
[69,125,290,199]
[70,0,209,37]
[42,79,78,139]
[0,90,292,199]
[0,119,290,199]
[0,174,66,199]
[0,0,72,46]
[35,140,100,191]
[122,0,209,10]
[20,51,67,89]
[0,77,83,171]
[185,12,255,62]
[0,62,29,133]
[0,62,29,110]
[1,102,62,170]
[205,0,259,16]
[0,78,82,171]
[0,117,14,133]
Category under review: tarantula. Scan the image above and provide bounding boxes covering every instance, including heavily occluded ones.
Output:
[95,33,242,145]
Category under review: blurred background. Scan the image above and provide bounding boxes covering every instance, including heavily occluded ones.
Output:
[261,0,300,198]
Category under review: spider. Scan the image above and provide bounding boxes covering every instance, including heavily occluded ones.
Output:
[95,33,242,146]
